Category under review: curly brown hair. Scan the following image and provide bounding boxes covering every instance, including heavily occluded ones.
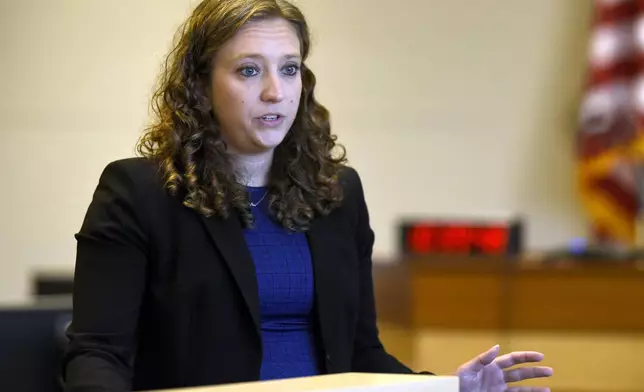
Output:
[136,0,347,231]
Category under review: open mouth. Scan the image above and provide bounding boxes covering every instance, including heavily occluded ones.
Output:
[257,114,284,127]
[261,114,280,121]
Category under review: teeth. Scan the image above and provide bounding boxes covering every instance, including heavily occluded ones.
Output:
[262,115,278,121]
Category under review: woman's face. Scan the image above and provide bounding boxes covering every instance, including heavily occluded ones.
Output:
[210,17,303,155]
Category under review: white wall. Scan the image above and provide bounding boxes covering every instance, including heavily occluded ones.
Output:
[0,0,593,302]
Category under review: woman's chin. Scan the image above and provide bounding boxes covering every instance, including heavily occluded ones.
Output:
[253,130,289,150]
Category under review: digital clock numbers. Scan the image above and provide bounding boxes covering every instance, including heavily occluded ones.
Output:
[399,218,523,256]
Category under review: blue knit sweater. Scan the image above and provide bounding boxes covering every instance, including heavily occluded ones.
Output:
[242,186,321,381]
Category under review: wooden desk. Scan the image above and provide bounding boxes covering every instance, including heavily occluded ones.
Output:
[372,256,644,392]
[152,373,458,392]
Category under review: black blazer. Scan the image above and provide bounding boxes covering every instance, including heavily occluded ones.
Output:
[62,158,426,392]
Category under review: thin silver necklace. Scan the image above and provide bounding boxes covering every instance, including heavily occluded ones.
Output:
[249,190,268,207]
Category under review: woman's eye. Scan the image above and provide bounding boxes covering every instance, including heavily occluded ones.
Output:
[283,65,300,76]
[239,66,259,77]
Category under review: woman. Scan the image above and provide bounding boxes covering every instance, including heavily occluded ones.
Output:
[62,0,553,391]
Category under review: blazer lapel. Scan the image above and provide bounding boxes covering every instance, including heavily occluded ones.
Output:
[200,213,260,337]
[307,213,340,365]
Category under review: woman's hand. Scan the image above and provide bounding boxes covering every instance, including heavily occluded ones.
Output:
[456,345,553,392]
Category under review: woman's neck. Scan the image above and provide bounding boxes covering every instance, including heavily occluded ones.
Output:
[229,149,274,187]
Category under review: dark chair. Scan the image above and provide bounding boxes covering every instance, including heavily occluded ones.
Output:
[0,296,72,392]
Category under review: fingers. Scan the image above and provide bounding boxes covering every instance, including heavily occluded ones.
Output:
[494,351,545,369]
[506,387,550,392]
[461,345,500,372]
[504,366,553,383]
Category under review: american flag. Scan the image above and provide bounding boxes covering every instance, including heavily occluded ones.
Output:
[578,0,644,246]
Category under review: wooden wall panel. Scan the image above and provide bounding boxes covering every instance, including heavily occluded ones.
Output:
[373,257,644,332]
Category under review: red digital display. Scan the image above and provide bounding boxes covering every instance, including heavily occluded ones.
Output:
[402,222,515,255]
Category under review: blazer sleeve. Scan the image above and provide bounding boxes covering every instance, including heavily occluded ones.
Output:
[349,168,434,375]
[63,160,149,392]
